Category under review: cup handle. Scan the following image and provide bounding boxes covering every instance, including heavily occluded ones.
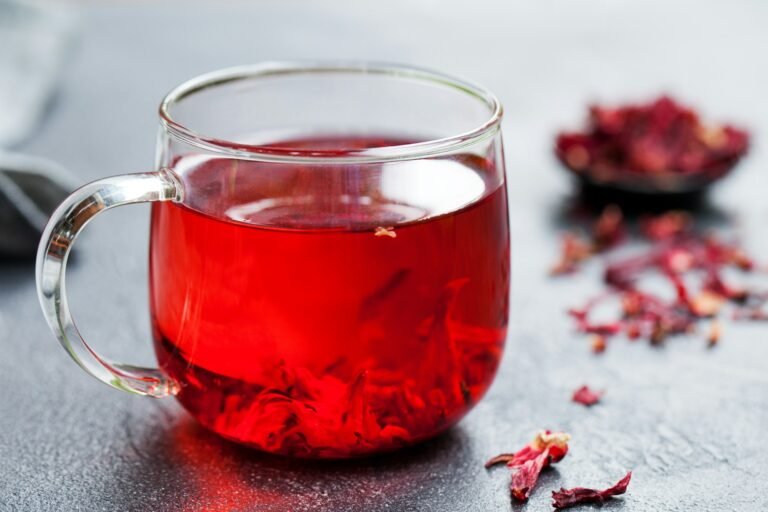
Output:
[36,170,182,397]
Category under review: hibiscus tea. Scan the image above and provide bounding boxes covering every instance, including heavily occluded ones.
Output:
[150,135,509,457]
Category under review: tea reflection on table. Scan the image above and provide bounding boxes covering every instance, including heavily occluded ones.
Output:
[115,400,477,511]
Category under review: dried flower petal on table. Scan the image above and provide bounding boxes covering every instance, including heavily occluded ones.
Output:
[591,334,607,353]
[530,430,571,462]
[551,232,593,275]
[572,385,602,406]
[707,320,721,347]
[486,431,571,502]
[593,204,625,250]
[552,205,627,275]
[485,430,571,468]
[568,306,622,336]
[704,235,754,270]
[702,270,749,302]
[640,211,691,241]
[511,451,549,502]
[689,290,726,317]
[604,252,655,290]
[663,247,695,274]
[621,291,643,317]
[625,321,642,340]
[552,472,632,509]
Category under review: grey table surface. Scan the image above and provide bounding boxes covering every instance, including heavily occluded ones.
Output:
[2,1,768,511]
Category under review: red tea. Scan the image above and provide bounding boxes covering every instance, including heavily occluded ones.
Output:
[150,136,510,457]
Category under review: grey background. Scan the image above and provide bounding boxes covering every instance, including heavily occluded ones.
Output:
[2,1,768,510]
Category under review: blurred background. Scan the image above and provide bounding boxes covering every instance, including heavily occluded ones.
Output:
[2,1,767,510]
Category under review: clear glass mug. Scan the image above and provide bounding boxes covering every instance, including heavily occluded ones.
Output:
[37,62,510,458]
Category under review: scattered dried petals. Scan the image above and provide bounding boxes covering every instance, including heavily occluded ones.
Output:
[374,226,397,238]
[565,206,767,350]
[572,385,602,406]
[552,472,632,509]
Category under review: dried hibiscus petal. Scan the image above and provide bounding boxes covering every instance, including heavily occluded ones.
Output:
[486,430,571,502]
[704,235,754,270]
[625,321,642,340]
[591,334,607,353]
[649,314,695,345]
[689,290,725,318]
[572,385,602,406]
[640,211,691,241]
[552,471,632,509]
[593,204,625,250]
[702,271,749,302]
[724,247,753,271]
[604,252,655,290]
[551,232,593,275]
[511,451,549,502]
[568,307,622,336]
[707,319,721,347]
[485,430,571,468]
[578,320,622,336]
[552,206,626,275]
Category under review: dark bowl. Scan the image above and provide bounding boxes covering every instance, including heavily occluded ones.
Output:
[564,163,738,196]
[558,155,747,211]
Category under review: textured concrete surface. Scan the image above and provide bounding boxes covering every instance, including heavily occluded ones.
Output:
[2,1,768,510]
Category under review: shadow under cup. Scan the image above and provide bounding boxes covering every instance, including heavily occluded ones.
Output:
[149,63,510,458]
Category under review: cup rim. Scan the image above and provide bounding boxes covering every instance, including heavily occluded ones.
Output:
[158,61,503,164]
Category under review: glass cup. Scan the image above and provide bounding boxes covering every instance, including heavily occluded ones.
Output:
[37,62,510,458]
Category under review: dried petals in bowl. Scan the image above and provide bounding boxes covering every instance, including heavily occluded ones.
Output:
[556,96,750,195]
